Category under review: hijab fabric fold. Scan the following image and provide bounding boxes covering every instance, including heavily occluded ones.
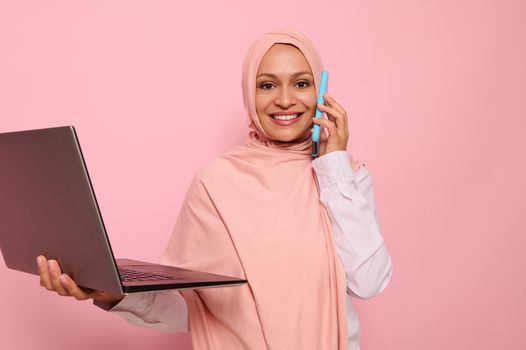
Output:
[161,27,348,349]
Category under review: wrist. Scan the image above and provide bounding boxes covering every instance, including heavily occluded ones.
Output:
[93,294,125,310]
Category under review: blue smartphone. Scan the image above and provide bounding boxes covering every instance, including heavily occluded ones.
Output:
[312,70,329,157]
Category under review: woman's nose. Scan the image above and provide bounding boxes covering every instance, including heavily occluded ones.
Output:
[274,87,296,107]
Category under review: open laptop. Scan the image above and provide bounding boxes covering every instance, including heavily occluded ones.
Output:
[0,126,247,294]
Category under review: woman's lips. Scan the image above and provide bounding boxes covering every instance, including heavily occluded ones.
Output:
[270,113,304,126]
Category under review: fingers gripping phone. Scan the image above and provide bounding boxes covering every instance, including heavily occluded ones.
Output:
[312,70,329,157]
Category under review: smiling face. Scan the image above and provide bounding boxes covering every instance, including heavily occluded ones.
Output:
[255,44,317,142]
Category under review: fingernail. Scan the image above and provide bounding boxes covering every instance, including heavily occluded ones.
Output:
[59,275,67,285]
[36,256,42,266]
[47,260,54,270]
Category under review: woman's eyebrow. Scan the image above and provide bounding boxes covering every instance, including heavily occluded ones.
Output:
[256,71,313,79]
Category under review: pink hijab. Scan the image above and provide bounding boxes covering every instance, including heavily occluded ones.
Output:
[162,27,348,349]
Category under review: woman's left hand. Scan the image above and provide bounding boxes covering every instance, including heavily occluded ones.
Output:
[312,93,349,157]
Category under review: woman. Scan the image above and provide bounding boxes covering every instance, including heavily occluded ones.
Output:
[37,27,393,349]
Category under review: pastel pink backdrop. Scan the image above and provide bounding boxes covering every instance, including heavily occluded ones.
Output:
[1,0,525,349]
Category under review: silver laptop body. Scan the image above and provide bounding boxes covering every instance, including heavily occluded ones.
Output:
[0,126,246,294]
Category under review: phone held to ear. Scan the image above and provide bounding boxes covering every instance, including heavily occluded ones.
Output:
[312,70,329,158]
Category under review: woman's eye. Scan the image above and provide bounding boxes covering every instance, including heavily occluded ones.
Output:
[296,81,309,88]
[260,83,274,90]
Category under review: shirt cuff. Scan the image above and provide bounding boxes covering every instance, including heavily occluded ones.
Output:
[311,151,356,188]
[93,293,137,311]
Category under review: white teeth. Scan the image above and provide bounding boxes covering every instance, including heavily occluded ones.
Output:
[272,114,299,120]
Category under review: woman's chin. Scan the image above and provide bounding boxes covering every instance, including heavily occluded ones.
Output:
[271,130,311,143]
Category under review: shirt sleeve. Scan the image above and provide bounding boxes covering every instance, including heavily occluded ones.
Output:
[99,290,189,332]
[311,151,393,300]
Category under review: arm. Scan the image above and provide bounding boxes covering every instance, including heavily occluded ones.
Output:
[99,290,189,333]
[312,151,393,300]
[37,255,189,332]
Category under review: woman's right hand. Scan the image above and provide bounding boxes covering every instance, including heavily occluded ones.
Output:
[37,255,125,307]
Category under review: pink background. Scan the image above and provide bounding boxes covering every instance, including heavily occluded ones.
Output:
[1,0,525,349]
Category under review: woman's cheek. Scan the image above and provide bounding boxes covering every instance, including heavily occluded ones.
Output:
[299,93,317,109]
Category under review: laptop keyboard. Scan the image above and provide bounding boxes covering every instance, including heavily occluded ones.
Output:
[118,267,175,282]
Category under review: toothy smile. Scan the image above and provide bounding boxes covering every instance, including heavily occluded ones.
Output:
[271,113,302,120]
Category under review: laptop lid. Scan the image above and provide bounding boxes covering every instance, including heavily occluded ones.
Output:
[0,126,124,294]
